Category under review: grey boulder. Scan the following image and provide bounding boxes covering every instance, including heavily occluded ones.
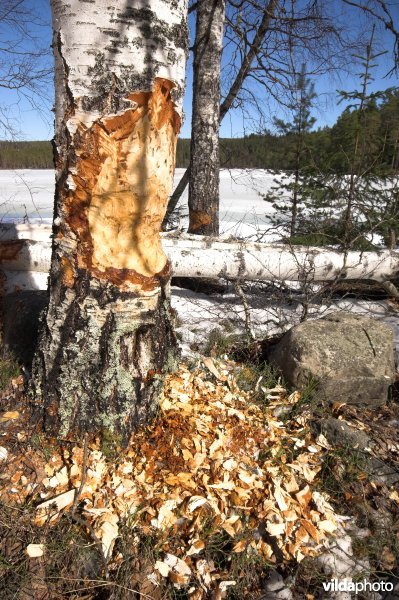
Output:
[268,312,395,407]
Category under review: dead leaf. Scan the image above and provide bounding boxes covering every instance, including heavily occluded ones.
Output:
[155,560,170,578]
[187,539,205,556]
[232,539,247,553]
[95,512,119,558]
[35,489,77,525]
[202,357,222,379]
[318,519,337,533]
[381,547,396,570]
[0,411,20,422]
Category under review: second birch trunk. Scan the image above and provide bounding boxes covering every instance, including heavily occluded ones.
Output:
[188,0,225,236]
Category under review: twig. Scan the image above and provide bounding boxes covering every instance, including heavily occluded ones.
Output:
[234,280,255,341]
[72,432,88,514]
[49,576,154,598]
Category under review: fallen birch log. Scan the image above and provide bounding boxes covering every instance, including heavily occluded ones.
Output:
[0,225,398,294]
[1,270,49,294]
[0,223,52,242]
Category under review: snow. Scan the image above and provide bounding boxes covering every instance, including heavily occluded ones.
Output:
[0,168,281,238]
[175,168,282,240]
[0,168,397,359]
[0,169,55,222]
[171,282,399,360]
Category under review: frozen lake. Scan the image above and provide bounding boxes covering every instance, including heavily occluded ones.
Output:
[0,168,280,240]
[0,167,397,358]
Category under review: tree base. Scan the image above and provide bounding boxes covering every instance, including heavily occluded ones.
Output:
[30,275,177,442]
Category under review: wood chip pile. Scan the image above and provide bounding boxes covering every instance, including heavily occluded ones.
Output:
[1,360,343,596]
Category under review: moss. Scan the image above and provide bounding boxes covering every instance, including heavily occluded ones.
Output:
[100,428,123,460]
[0,357,20,391]
[40,280,178,441]
[204,328,246,356]
[235,362,282,405]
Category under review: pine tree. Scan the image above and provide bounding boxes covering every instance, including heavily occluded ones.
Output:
[288,27,399,251]
[264,64,316,238]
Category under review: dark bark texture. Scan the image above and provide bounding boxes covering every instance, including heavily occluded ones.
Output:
[31,270,177,441]
[164,0,277,225]
[188,0,226,236]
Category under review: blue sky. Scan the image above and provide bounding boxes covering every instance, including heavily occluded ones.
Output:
[0,0,398,141]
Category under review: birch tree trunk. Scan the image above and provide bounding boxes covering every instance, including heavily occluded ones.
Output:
[30,0,188,441]
[163,0,277,227]
[188,0,225,235]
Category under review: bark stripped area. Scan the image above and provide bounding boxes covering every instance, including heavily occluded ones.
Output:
[62,78,180,290]
[30,0,187,441]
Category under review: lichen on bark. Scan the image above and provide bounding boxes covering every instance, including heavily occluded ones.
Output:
[32,80,181,439]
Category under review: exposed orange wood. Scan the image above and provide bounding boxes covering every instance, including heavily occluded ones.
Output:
[62,78,181,291]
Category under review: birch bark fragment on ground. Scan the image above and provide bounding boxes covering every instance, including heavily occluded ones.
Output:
[30,0,188,440]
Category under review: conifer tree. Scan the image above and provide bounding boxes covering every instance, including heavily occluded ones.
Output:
[264,64,316,238]
[274,27,399,251]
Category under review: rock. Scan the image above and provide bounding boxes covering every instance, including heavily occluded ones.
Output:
[268,312,395,407]
[262,570,293,599]
[320,417,399,486]
[320,417,375,450]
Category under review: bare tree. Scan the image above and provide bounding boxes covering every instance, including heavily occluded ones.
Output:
[188,0,226,236]
[31,0,188,441]
[165,0,399,233]
[165,0,347,228]
[164,0,278,227]
[0,0,52,138]
[340,0,399,69]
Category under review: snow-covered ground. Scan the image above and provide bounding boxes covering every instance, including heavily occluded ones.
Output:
[0,169,55,222]
[0,168,397,357]
[172,282,399,359]
[0,168,282,239]
[175,168,283,240]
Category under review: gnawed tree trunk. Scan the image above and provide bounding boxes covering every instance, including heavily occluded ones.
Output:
[188,0,225,235]
[30,0,188,440]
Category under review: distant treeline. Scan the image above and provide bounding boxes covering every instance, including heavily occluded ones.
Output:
[1,90,398,174]
[0,137,293,170]
[179,89,399,176]
[0,141,53,169]
[176,135,316,170]
[0,137,297,170]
